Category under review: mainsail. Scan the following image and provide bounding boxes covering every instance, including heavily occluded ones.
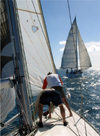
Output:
[61,17,92,71]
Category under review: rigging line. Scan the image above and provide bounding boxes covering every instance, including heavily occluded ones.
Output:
[0,113,20,131]
[25,1,53,68]
[66,0,78,69]
[54,108,80,136]
[54,110,80,136]
[67,126,79,136]
[31,0,55,70]
[12,10,34,113]
[80,84,88,136]
[20,22,50,72]
[13,84,32,128]
[71,115,81,136]
[67,0,72,25]
[84,120,88,136]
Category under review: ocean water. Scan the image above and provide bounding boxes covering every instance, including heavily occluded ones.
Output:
[58,69,100,133]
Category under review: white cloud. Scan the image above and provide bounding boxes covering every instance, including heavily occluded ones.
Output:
[59,47,64,52]
[59,41,66,45]
[59,40,66,52]
[85,41,100,46]
[85,42,100,52]
[58,41,100,52]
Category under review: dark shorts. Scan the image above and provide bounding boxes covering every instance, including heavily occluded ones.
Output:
[39,90,62,106]
[52,86,66,98]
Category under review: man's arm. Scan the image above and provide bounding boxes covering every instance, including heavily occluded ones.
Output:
[58,76,63,85]
[42,78,47,89]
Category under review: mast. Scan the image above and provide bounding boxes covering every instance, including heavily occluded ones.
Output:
[6,0,33,131]
[1,0,57,134]
[75,18,79,70]
[61,18,77,70]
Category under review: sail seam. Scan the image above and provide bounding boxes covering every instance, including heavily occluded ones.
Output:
[16,8,41,15]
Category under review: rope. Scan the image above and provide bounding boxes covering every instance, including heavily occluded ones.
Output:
[63,81,89,135]
[84,120,88,136]
[54,109,80,136]
[66,0,78,70]
[72,115,81,136]
[66,79,89,136]
[80,83,88,136]
[67,0,72,25]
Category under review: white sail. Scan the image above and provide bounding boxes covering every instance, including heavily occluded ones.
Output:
[61,17,91,71]
[15,0,56,95]
[78,30,92,70]
[61,18,77,69]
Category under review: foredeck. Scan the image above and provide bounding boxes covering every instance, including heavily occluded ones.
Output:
[35,106,99,136]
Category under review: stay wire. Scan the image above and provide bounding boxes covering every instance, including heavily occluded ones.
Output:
[54,109,80,136]
[66,0,78,69]
[67,0,72,25]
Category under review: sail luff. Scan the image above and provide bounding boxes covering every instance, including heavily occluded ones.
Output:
[37,0,56,73]
[4,0,33,130]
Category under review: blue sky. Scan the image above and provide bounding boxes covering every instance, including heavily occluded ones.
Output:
[41,0,100,70]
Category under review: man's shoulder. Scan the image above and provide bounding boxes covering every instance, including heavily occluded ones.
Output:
[48,73,58,77]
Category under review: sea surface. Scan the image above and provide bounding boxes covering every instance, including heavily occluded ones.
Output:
[58,69,100,133]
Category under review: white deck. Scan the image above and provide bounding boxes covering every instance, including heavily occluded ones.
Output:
[35,106,99,136]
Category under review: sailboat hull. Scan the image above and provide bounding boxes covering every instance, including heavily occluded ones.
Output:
[66,70,82,78]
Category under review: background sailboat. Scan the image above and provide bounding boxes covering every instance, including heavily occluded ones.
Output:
[61,17,92,77]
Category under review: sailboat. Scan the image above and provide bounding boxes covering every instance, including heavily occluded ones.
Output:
[0,0,99,136]
[61,17,92,77]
